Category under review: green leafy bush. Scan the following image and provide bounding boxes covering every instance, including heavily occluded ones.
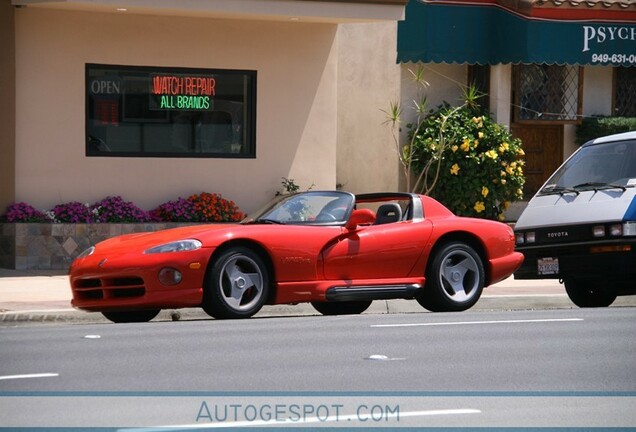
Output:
[410,104,525,220]
[576,116,636,145]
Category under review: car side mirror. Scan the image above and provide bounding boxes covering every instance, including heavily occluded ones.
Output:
[345,209,376,230]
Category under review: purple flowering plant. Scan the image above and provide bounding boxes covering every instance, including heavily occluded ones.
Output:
[92,196,155,223]
[3,202,51,223]
[50,201,96,223]
[150,197,197,222]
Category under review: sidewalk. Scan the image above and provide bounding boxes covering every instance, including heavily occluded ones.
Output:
[0,268,633,324]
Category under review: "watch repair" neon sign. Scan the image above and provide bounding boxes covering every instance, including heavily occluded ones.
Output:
[151,75,216,110]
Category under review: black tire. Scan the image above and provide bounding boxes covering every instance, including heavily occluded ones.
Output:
[564,279,617,308]
[418,242,485,312]
[311,301,372,316]
[102,309,160,323]
[203,247,269,319]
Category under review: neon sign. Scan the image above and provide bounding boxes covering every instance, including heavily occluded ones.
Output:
[151,75,216,110]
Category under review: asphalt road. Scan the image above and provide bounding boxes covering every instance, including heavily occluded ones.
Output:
[1,307,635,428]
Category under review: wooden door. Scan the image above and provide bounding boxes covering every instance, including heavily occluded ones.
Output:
[510,124,563,198]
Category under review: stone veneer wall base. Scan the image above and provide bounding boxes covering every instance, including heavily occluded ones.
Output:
[0,223,199,270]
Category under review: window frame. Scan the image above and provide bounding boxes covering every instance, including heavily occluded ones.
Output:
[85,63,257,159]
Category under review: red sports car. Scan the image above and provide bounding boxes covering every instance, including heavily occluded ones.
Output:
[69,191,523,322]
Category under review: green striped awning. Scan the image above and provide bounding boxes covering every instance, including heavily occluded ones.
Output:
[398,0,636,66]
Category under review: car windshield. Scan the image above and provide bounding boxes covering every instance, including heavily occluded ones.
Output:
[241,191,355,225]
[539,139,636,195]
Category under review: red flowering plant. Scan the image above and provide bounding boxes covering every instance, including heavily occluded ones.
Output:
[188,192,245,222]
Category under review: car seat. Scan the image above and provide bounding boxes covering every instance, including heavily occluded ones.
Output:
[375,203,402,225]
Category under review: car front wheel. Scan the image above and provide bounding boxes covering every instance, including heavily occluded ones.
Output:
[564,279,617,308]
[418,242,484,312]
[102,309,160,323]
[311,301,372,316]
[203,247,269,319]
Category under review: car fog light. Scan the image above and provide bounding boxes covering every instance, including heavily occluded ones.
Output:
[593,226,606,237]
[158,267,182,286]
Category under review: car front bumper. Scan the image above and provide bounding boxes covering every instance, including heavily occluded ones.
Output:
[69,250,210,312]
[515,239,636,294]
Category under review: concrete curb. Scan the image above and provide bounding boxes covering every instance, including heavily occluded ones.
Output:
[0,295,586,325]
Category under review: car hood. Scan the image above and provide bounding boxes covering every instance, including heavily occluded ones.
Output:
[95,223,240,253]
[516,189,636,229]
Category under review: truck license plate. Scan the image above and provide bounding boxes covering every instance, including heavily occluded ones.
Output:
[538,257,559,275]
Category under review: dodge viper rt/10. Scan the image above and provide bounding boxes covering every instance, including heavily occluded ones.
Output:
[69,191,523,322]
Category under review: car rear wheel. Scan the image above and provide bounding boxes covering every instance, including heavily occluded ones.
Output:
[203,247,269,319]
[564,279,617,307]
[311,301,372,316]
[418,242,484,312]
[102,309,160,323]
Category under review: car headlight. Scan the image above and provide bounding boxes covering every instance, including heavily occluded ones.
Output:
[609,224,623,237]
[144,239,202,254]
[515,231,535,245]
[593,225,606,238]
[77,246,95,259]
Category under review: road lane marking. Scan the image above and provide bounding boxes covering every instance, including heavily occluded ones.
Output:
[371,318,584,328]
[0,309,73,314]
[0,373,59,380]
[122,408,481,430]
[483,294,567,298]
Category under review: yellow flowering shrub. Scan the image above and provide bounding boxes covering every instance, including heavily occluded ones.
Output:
[410,104,525,220]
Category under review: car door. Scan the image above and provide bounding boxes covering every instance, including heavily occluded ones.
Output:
[321,220,434,281]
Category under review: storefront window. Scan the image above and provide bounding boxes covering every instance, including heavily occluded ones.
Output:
[513,64,582,123]
[467,65,490,114]
[613,67,636,117]
[86,64,256,158]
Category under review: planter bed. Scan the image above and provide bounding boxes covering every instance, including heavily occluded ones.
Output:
[0,223,198,270]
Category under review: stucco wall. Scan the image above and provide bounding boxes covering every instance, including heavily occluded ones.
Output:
[0,2,16,214]
[397,62,466,191]
[489,64,512,128]
[336,22,400,193]
[582,65,613,117]
[14,8,338,213]
[400,63,466,115]
[563,65,614,159]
